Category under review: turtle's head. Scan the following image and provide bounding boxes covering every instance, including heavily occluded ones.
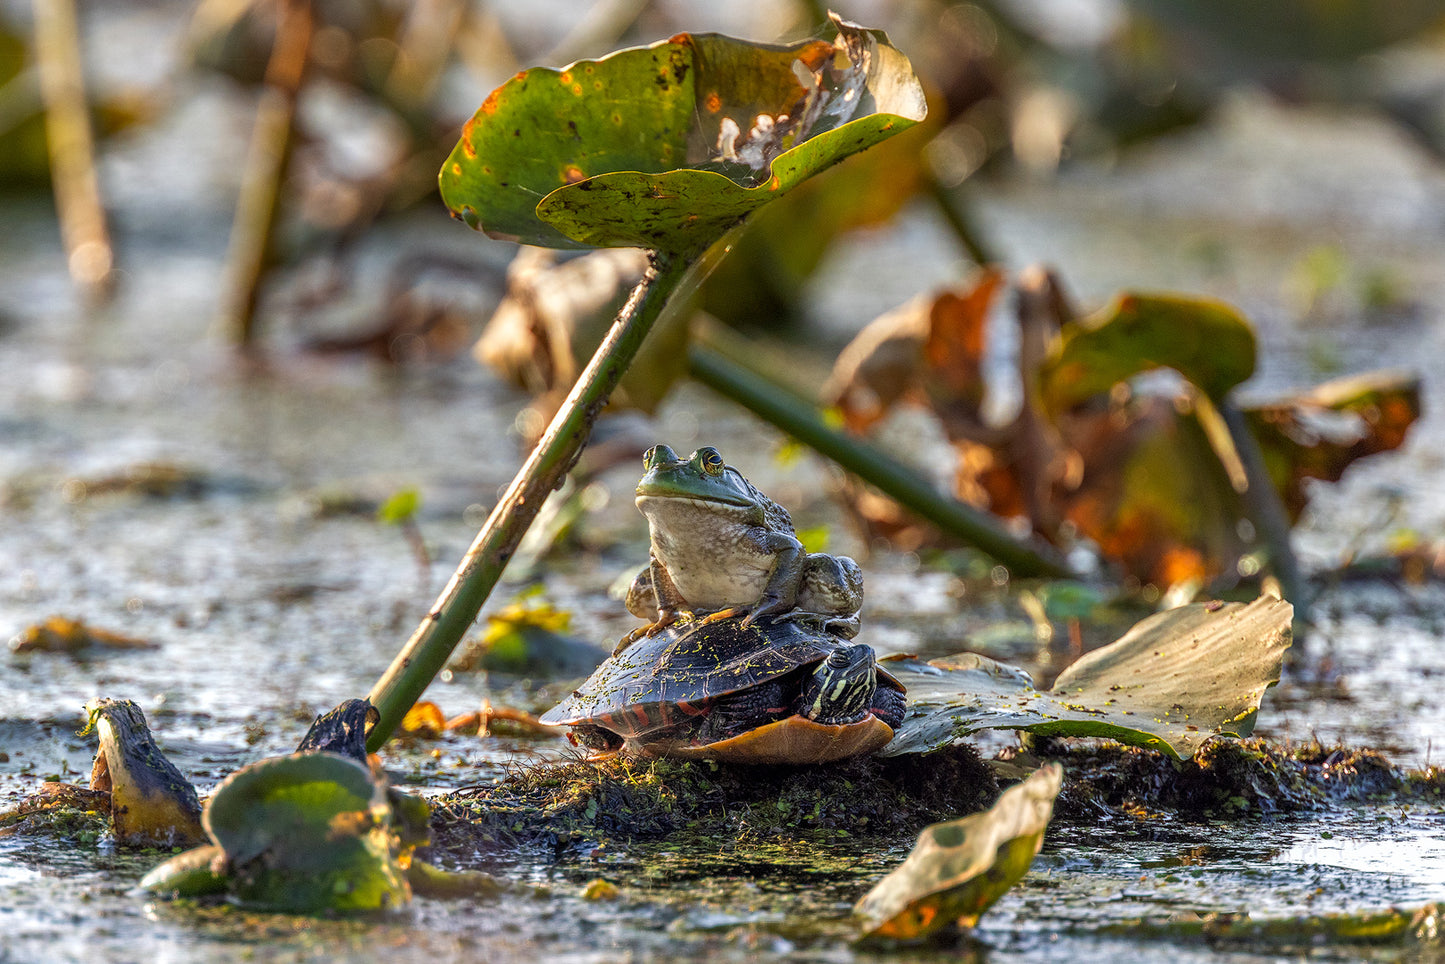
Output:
[799,643,877,725]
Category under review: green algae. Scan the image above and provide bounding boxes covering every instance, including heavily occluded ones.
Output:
[426,745,997,860]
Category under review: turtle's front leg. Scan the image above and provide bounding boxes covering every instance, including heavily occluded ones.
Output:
[695,680,790,743]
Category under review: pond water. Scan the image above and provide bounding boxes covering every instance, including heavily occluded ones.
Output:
[3,2,1445,961]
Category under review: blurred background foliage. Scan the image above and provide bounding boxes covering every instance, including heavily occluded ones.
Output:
[2,0,1440,592]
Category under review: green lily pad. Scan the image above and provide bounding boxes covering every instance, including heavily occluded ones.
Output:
[139,844,229,898]
[854,763,1062,941]
[1039,292,1257,412]
[883,596,1293,760]
[190,752,409,913]
[439,17,925,252]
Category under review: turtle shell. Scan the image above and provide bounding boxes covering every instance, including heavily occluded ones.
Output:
[539,615,904,764]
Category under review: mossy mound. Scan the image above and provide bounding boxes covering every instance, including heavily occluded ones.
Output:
[425,745,997,861]
[1050,738,1432,818]
[421,737,1445,867]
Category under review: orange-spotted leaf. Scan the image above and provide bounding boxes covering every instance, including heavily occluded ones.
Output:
[439,17,925,253]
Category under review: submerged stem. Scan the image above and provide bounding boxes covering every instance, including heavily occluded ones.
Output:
[366,249,694,750]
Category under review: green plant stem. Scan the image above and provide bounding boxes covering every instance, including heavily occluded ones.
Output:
[32,0,114,303]
[217,0,312,347]
[686,345,1071,579]
[1218,400,1309,620]
[924,169,997,265]
[366,249,694,750]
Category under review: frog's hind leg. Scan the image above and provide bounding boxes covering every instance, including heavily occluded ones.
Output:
[695,606,749,627]
[615,560,694,654]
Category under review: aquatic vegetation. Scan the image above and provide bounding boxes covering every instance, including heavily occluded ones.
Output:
[855,764,1062,942]
[142,752,418,913]
[886,597,1293,760]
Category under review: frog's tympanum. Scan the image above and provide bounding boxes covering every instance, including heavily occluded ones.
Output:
[622,444,863,648]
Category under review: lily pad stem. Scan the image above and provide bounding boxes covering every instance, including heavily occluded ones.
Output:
[218,0,313,347]
[686,345,1071,579]
[32,0,114,303]
[366,248,696,750]
[1218,399,1309,620]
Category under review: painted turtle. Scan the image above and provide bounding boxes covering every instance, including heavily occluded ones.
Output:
[538,615,906,765]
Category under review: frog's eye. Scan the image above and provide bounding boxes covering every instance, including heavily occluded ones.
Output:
[643,444,677,470]
[697,447,725,476]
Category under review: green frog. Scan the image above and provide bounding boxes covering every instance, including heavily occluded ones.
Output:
[620,444,863,651]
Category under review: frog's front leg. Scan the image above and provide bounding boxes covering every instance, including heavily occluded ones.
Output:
[741,533,806,628]
[616,555,690,653]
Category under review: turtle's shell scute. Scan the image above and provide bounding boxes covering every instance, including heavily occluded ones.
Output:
[540,617,840,732]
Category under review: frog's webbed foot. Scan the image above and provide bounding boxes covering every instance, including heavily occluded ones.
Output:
[820,612,861,639]
[788,611,860,639]
[740,593,793,629]
[613,609,685,654]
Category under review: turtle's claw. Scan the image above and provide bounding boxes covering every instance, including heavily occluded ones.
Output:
[584,747,622,763]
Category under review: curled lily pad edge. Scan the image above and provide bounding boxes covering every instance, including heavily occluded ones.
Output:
[445,21,927,252]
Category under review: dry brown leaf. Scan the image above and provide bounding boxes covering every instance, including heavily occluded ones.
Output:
[10,616,158,653]
[1247,370,1421,520]
[399,701,447,739]
[473,247,690,431]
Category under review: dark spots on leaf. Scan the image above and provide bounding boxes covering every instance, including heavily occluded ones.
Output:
[568,120,580,140]
[611,113,622,125]
[672,59,689,85]
[482,166,492,175]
